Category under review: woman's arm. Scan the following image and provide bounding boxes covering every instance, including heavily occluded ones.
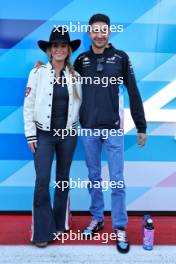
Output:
[23,68,39,152]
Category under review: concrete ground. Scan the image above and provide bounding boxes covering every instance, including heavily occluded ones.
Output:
[0,245,176,264]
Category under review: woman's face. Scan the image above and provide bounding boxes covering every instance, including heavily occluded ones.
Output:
[50,42,69,62]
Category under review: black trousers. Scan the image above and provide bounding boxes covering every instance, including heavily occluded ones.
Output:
[31,128,77,243]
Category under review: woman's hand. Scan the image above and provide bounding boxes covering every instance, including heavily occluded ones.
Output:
[28,142,37,153]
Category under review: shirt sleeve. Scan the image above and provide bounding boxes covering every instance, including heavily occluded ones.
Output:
[74,55,82,75]
[123,53,147,133]
[75,72,82,104]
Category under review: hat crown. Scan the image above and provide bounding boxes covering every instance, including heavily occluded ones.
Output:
[49,27,70,43]
[38,26,81,53]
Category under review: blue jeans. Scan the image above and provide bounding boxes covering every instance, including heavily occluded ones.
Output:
[81,129,128,229]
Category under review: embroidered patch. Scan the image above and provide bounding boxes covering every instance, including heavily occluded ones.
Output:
[25,87,31,97]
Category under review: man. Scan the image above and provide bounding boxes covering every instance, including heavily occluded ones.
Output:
[74,14,147,253]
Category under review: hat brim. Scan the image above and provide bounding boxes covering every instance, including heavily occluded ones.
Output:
[38,39,81,53]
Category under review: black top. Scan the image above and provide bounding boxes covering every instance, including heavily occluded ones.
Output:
[74,44,147,133]
[51,71,69,130]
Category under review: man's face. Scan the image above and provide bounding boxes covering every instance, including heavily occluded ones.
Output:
[88,22,110,49]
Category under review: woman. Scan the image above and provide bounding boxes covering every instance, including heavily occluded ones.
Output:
[23,27,82,247]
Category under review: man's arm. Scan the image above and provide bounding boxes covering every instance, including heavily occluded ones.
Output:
[123,53,147,146]
[74,54,83,75]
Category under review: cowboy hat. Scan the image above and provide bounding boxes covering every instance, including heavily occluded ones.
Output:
[38,27,81,52]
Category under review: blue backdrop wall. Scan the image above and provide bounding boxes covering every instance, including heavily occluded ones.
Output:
[0,0,176,211]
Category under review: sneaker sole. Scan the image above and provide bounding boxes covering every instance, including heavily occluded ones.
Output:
[117,243,130,254]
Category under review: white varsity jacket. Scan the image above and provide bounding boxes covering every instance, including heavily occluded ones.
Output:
[23,62,82,143]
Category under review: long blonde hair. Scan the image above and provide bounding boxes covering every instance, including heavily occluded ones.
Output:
[47,46,80,100]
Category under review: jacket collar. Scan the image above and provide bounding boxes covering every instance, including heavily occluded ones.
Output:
[46,61,69,75]
[89,43,114,57]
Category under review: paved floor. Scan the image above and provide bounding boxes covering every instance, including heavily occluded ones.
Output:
[0,245,176,264]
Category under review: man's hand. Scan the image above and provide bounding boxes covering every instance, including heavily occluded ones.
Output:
[28,142,37,153]
[137,133,146,147]
[34,61,45,69]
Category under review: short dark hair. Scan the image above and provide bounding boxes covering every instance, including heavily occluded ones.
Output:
[89,14,110,27]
